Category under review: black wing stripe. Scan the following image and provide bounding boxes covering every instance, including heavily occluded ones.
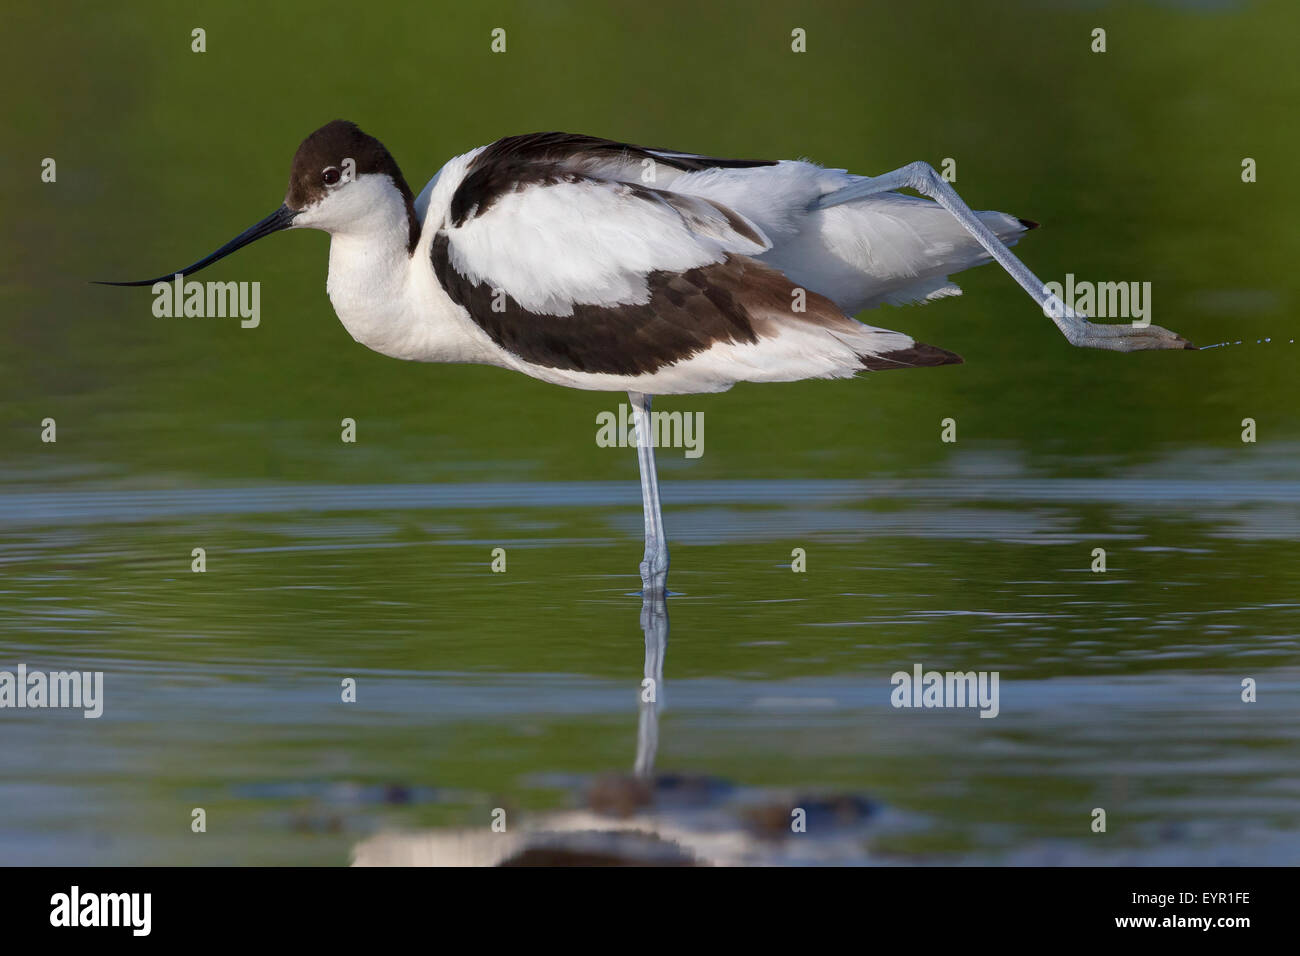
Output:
[432,233,783,376]
[450,132,777,227]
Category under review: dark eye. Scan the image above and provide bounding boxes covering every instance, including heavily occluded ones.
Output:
[322,167,341,186]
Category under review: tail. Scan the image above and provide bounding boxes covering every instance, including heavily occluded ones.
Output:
[858,341,963,371]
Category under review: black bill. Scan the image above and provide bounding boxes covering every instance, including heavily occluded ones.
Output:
[95,204,298,287]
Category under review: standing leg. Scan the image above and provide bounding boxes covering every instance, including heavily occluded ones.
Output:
[628,391,669,595]
[815,162,1194,351]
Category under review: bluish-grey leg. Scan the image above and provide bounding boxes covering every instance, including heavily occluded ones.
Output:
[815,162,1193,351]
[629,391,669,595]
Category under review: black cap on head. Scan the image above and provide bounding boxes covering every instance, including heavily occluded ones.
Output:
[287,119,414,210]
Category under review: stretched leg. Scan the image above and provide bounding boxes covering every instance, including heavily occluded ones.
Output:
[629,391,669,594]
[815,162,1193,351]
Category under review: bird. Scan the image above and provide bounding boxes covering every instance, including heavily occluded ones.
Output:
[101,120,1194,595]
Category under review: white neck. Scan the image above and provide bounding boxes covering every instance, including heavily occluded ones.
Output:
[305,174,496,364]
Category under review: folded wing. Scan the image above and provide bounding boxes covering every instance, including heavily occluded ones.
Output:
[429,133,960,385]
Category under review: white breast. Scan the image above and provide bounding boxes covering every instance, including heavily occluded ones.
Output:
[321,171,500,365]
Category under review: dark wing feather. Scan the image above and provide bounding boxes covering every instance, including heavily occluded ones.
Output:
[450,132,776,226]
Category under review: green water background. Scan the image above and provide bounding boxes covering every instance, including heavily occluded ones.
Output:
[1,0,1297,864]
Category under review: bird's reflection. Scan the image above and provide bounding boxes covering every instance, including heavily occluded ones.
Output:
[351,592,880,866]
[634,589,667,779]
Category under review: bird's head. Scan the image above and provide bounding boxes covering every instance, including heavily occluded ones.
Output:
[97,119,418,287]
[286,120,416,234]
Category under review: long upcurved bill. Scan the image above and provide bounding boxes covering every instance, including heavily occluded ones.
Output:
[95,205,297,287]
